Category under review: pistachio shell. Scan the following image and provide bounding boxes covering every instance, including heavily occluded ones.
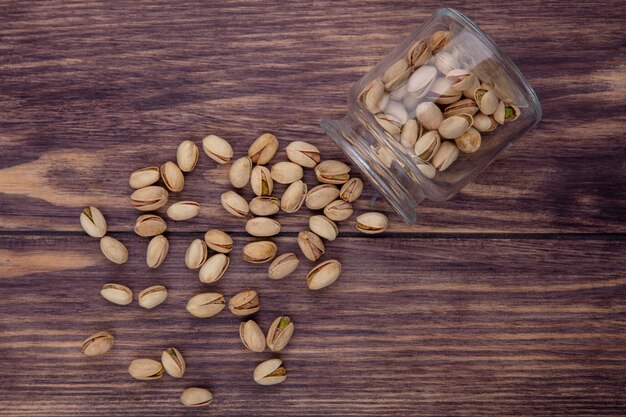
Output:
[130,186,169,211]
[160,161,185,192]
[239,320,266,352]
[100,283,133,305]
[383,100,409,125]
[413,130,441,162]
[434,52,459,75]
[285,141,321,168]
[128,358,164,380]
[204,229,233,253]
[228,289,260,316]
[427,77,461,105]
[307,259,342,290]
[146,235,169,268]
[323,199,353,222]
[407,40,432,69]
[359,78,385,113]
[129,166,160,189]
[250,165,273,196]
[280,180,307,213]
[134,214,167,237]
[355,212,389,234]
[339,177,363,203]
[406,65,437,97]
[266,316,294,352]
[475,88,499,115]
[186,292,225,318]
[81,331,114,357]
[429,30,450,53]
[202,134,233,164]
[314,160,350,185]
[443,98,479,118]
[493,101,521,125]
[80,206,107,238]
[462,74,481,99]
[245,217,281,237]
[297,230,325,261]
[416,102,444,131]
[249,196,280,216]
[248,133,279,165]
[243,241,277,264]
[221,191,249,218]
[167,201,200,221]
[161,347,185,378]
[431,141,459,171]
[446,69,477,92]
[308,215,338,241]
[417,162,437,179]
[375,113,402,137]
[268,253,300,280]
[305,184,340,210]
[229,157,252,188]
[176,140,199,172]
[253,359,287,386]
[185,239,208,269]
[438,114,473,139]
[199,253,230,284]
[473,112,498,132]
[455,127,481,153]
[138,285,168,309]
[99,236,128,265]
[382,58,411,90]
[270,161,303,184]
[180,388,213,407]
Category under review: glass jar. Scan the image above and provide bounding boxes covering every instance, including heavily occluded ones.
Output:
[321,8,541,224]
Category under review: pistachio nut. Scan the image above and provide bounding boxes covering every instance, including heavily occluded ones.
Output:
[239,320,266,352]
[249,196,280,216]
[270,161,303,185]
[229,289,260,316]
[80,206,107,238]
[268,253,300,280]
[138,285,168,309]
[474,88,499,115]
[130,186,169,211]
[129,166,160,189]
[305,184,340,210]
[99,236,128,265]
[82,331,114,356]
[248,133,279,165]
[400,119,420,149]
[146,235,169,268]
[186,292,226,318]
[160,161,185,192]
[250,165,273,196]
[254,358,287,386]
[443,98,479,118]
[356,212,389,234]
[199,253,230,284]
[161,347,185,378]
[431,141,459,171]
[382,58,411,91]
[202,134,233,164]
[416,102,444,131]
[180,387,213,407]
[375,113,402,136]
[167,201,200,221]
[406,65,437,97]
[245,217,281,237]
[417,162,437,179]
[383,100,409,125]
[472,112,498,132]
[434,52,459,75]
[229,156,252,189]
[407,40,432,69]
[101,283,133,305]
[446,69,477,92]
[429,30,450,53]
[413,130,441,162]
[339,177,363,203]
[427,77,461,105]
[285,141,320,168]
[323,199,353,222]
[378,93,390,111]
[493,101,521,125]
[185,239,208,269]
[220,191,249,218]
[243,240,277,264]
[307,259,342,290]
[438,114,473,139]
[462,74,481,99]
[281,180,307,213]
[391,81,408,99]
[266,316,294,352]
[128,358,164,380]
[309,215,339,241]
[359,78,385,113]
[314,160,350,185]
[297,230,325,261]
[176,140,199,172]
[455,127,481,153]
[134,214,167,237]
[204,229,233,253]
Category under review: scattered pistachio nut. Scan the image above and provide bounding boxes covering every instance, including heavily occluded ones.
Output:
[382,58,411,91]
[417,162,437,179]
[100,283,133,305]
[199,253,230,284]
[242,241,277,264]
[359,78,385,113]
[414,131,441,162]
[239,320,266,352]
[474,88,499,115]
[323,199,353,222]
[248,133,279,165]
[130,186,169,211]
[266,316,294,352]
[185,239,208,269]
[186,292,226,318]
[339,178,363,203]
[307,259,342,290]
[80,206,107,238]
[493,101,520,125]
[270,161,303,185]
[129,166,160,189]
[427,77,461,105]
[431,141,459,171]
[308,215,339,241]
[285,141,320,168]
[254,358,287,386]
[416,102,443,131]
[375,113,402,136]
[455,127,481,153]
[146,235,169,268]
[429,30,450,53]
[176,140,199,172]
[407,40,432,69]
[314,160,350,185]
[297,230,325,261]
[438,114,473,139]
[406,65,437,97]
[446,69,477,92]
[229,156,252,189]
[268,253,300,280]
[167,201,200,221]
[82,331,114,357]
[128,358,164,380]
[356,212,389,234]
[204,229,233,253]
[281,180,307,213]
[161,347,185,378]
[400,119,420,149]
[99,236,128,265]
[180,387,213,407]
[305,184,340,210]
[134,214,167,237]
[221,191,250,218]
[245,217,281,237]
[229,289,260,316]
[202,134,233,164]
[434,51,459,75]
[473,112,498,132]
[250,165,273,196]
[443,98,479,118]
[160,161,185,192]
[138,285,168,309]
[249,196,280,216]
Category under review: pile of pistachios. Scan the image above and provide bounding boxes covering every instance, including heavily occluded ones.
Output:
[359,30,521,177]
[78,133,390,407]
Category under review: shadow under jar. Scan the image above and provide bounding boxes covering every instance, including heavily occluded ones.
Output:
[321,8,541,224]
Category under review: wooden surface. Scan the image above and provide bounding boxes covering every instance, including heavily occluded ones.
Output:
[0,1,624,416]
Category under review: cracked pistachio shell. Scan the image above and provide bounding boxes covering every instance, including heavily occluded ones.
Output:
[100,236,128,265]
[248,133,279,165]
[243,241,277,264]
[250,165,273,196]
[297,230,325,261]
[429,30,450,53]
[202,134,233,164]
[475,88,499,115]
[204,229,233,253]
[176,140,199,172]
[382,58,411,90]
[407,40,432,69]
[266,316,294,352]
[414,131,441,162]
[309,215,338,241]
[186,292,225,318]
[167,201,200,221]
[375,113,402,136]
[443,98,479,118]
[305,184,340,210]
[128,358,164,380]
[314,160,350,185]
[307,259,342,290]
[249,196,280,216]
[427,77,461,105]
[268,253,300,280]
[130,186,169,211]
[473,112,498,132]
[285,141,320,168]
[281,180,307,213]
[378,93,390,112]
[356,212,389,234]
[82,331,114,356]
[254,358,287,386]
[138,285,168,309]
[462,74,481,99]
[455,127,481,153]
[161,347,185,378]
[339,177,363,203]
[434,52,459,75]
[493,101,521,125]
[134,214,167,237]
[245,217,281,237]
[438,114,473,139]
[229,157,252,189]
[129,166,160,189]
[146,235,169,268]
[323,199,354,222]
[416,102,444,131]
[221,191,249,218]
[446,69,477,92]
[270,161,303,185]
[199,253,229,284]
[406,65,437,97]
[160,161,184,192]
[180,388,213,407]
[359,78,385,113]
[240,320,266,352]
[80,206,107,238]
[185,239,208,269]
[432,141,459,172]
[383,100,408,125]
[400,119,420,149]
[100,283,133,306]
[229,289,260,316]
[417,162,437,179]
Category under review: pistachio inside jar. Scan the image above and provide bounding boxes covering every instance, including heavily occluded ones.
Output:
[321,8,541,224]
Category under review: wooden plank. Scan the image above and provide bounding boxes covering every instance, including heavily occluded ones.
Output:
[0,235,624,416]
